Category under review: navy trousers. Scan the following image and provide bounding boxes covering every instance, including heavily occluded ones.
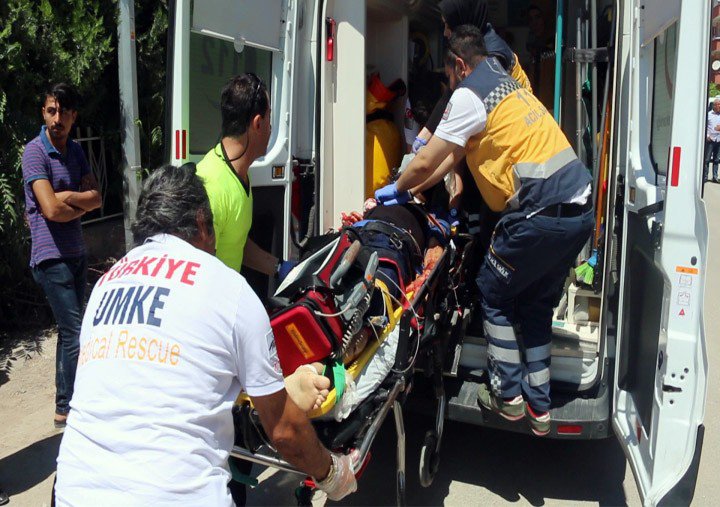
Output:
[476,208,594,412]
[704,140,720,181]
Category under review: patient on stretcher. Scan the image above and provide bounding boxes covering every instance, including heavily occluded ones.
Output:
[269,202,449,419]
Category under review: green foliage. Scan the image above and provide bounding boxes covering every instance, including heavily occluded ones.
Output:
[0,0,168,331]
[710,82,720,98]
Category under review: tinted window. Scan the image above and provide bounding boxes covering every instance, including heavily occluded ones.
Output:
[188,32,272,154]
[650,23,678,175]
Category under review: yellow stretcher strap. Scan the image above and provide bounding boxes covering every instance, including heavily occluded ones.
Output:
[236,279,406,418]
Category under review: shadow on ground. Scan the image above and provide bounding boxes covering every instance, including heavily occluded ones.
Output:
[253,411,628,506]
[0,329,49,388]
[0,433,62,498]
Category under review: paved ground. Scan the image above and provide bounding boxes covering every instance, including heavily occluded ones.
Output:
[1,183,718,506]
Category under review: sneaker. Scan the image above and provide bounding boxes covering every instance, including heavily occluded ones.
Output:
[525,403,551,436]
[477,384,524,421]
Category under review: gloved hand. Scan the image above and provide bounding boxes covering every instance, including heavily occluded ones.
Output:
[427,217,451,244]
[276,260,298,282]
[374,182,412,206]
[284,363,330,412]
[315,451,359,501]
[412,136,428,154]
[449,208,460,228]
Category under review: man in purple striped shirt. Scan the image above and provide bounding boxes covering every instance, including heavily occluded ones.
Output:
[22,83,102,428]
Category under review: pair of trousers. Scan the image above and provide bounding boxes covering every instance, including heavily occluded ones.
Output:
[32,257,87,415]
[476,208,594,412]
[704,140,720,181]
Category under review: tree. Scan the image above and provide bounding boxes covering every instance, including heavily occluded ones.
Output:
[0,0,168,331]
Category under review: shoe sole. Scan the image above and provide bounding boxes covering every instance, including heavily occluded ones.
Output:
[477,398,525,421]
[529,425,550,436]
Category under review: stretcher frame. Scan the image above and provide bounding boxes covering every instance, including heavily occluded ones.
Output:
[229,244,454,506]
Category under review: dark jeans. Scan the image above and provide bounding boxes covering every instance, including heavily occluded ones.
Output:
[476,208,594,412]
[32,257,87,415]
[704,140,720,181]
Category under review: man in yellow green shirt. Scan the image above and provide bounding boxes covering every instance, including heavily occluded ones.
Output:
[197,73,295,279]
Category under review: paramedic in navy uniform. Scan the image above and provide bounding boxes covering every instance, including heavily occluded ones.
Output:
[54,165,356,506]
[376,26,594,436]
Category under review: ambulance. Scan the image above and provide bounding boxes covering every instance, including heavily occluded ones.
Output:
[164,0,709,504]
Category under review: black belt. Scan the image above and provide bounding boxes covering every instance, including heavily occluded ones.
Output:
[536,200,592,218]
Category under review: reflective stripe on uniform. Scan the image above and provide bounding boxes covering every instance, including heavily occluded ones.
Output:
[524,368,551,387]
[525,343,552,362]
[513,147,578,180]
[484,322,517,343]
[488,343,521,363]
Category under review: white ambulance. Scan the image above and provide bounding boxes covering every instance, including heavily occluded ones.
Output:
[165,0,709,504]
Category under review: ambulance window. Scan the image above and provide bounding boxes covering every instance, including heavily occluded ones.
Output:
[188,32,272,155]
[650,23,678,176]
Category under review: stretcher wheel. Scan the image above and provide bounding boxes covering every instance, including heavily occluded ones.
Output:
[419,430,440,487]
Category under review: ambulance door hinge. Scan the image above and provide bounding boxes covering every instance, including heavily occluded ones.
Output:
[294,158,315,178]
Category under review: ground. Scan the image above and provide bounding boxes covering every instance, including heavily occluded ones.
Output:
[1,184,718,506]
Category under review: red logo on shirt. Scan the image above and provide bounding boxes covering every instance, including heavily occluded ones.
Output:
[442,103,453,121]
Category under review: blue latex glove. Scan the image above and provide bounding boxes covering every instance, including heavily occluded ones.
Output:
[374,182,412,206]
[412,136,428,154]
[276,260,298,281]
[449,208,460,227]
[428,218,451,245]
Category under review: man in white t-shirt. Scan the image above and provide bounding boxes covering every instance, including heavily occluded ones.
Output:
[55,164,356,506]
[376,26,593,437]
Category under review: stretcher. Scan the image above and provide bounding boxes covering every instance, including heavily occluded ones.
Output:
[230,226,457,506]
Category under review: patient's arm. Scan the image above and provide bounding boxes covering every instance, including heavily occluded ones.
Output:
[405,238,443,294]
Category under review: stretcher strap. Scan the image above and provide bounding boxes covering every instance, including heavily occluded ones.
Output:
[330,360,345,400]
[229,457,259,487]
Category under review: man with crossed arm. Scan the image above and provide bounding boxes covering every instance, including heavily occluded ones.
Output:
[22,83,102,428]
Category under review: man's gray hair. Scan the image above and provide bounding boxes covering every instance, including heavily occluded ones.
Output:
[131,163,214,246]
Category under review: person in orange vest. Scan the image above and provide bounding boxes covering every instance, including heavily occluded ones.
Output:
[365,74,405,198]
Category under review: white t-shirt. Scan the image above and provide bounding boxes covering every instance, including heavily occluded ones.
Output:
[435,86,590,206]
[434,87,488,148]
[55,234,284,507]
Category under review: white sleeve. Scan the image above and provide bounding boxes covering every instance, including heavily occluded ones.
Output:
[404,98,419,144]
[434,88,487,147]
[232,282,285,397]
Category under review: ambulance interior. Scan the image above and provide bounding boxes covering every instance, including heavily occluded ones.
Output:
[359,0,615,395]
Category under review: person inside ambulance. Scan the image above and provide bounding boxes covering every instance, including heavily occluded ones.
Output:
[411,0,532,154]
[54,164,357,506]
[365,74,405,199]
[377,26,593,436]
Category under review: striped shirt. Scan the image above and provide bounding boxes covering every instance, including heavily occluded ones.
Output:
[22,126,90,267]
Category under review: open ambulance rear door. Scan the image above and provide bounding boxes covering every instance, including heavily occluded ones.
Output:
[168,0,299,267]
[612,1,709,505]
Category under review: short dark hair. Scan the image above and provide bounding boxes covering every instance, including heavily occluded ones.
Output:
[43,83,80,111]
[220,73,269,138]
[447,25,488,68]
[131,163,214,245]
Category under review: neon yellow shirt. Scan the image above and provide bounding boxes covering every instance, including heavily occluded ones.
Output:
[196,144,253,271]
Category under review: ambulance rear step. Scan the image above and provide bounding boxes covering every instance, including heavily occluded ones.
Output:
[445,378,611,439]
